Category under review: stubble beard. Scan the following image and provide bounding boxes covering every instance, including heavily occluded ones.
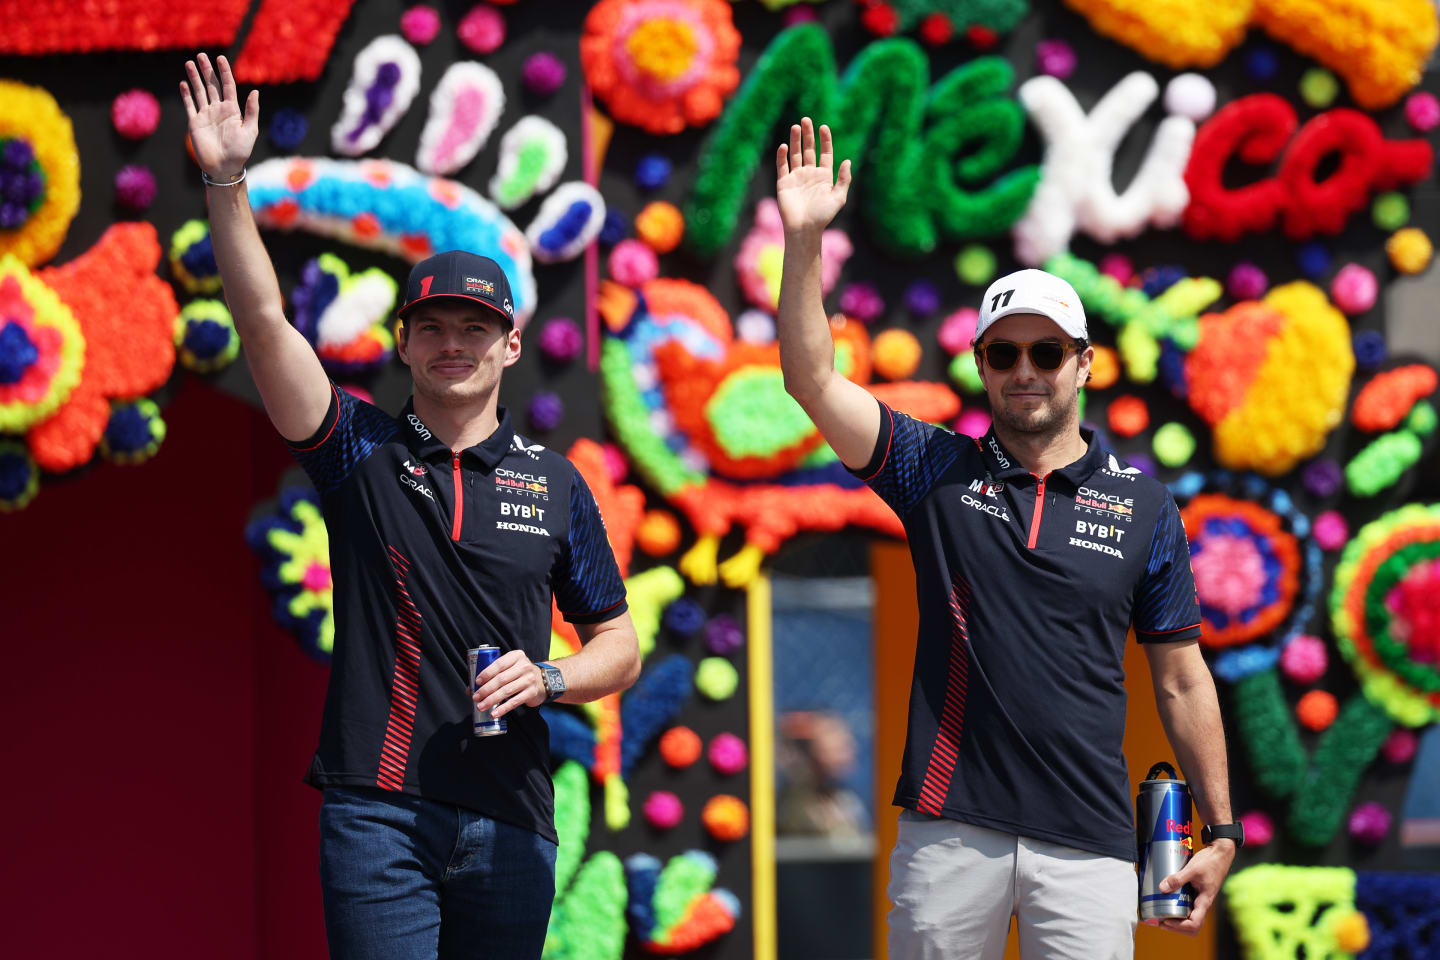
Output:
[992,389,1077,442]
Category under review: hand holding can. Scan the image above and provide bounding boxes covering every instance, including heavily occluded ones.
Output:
[1136,761,1194,923]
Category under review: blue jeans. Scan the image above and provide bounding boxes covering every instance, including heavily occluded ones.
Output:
[319,786,558,960]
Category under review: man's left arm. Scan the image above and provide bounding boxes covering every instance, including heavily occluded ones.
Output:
[1144,639,1236,936]
[1133,493,1235,936]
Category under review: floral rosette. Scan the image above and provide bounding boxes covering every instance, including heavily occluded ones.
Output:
[246,486,336,661]
[1329,503,1440,727]
[580,0,742,135]
[100,398,166,465]
[0,81,80,267]
[1171,471,1323,681]
[0,255,85,434]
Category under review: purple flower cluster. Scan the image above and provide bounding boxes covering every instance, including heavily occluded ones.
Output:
[0,138,46,230]
[347,63,402,145]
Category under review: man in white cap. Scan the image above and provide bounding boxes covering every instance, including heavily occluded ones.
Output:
[773,117,1241,959]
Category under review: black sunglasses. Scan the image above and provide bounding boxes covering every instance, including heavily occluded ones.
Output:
[977,338,1084,372]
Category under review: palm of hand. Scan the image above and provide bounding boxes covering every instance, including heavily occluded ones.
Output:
[191,102,252,176]
[777,166,843,232]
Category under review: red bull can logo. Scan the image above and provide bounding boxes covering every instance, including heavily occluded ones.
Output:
[1137,762,1194,923]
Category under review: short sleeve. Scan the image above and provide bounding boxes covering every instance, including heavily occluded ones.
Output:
[1132,494,1203,643]
[553,469,629,624]
[845,399,960,518]
[287,382,398,495]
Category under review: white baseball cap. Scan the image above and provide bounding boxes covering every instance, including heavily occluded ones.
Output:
[975,268,1087,343]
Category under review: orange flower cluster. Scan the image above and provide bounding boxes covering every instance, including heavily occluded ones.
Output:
[581,0,741,134]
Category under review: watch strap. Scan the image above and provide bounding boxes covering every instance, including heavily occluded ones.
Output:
[1203,822,1245,847]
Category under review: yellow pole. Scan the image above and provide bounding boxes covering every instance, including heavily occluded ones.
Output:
[748,575,777,960]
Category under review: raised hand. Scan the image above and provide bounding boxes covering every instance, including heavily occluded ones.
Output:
[775,116,852,236]
[180,53,259,181]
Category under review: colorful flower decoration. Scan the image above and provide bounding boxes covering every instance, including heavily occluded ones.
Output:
[288,253,397,375]
[25,223,177,475]
[1171,472,1323,683]
[1351,364,1438,433]
[1183,94,1433,244]
[331,35,422,157]
[233,0,360,85]
[625,851,740,952]
[1062,0,1437,109]
[0,439,38,511]
[100,398,166,465]
[0,81,79,267]
[246,157,538,329]
[169,220,222,294]
[1330,503,1440,727]
[415,62,505,176]
[685,26,1037,258]
[734,199,851,313]
[174,300,240,374]
[489,116,567,211]
[0,257,85,434]
[525,182,607,264]
[600,274,961,585]
[546,761,628,960]
[246,486,335,660]
[1184,494,1301,649]
[1013,71,1199,266]
[580,0,742,135]
[1184,282,1353,476]
[0,0,249,55]
[1045,252,1219,384]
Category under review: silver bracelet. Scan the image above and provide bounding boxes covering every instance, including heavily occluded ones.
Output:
[201,167,246,187]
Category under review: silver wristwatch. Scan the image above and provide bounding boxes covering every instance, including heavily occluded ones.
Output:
[538,662,566,702]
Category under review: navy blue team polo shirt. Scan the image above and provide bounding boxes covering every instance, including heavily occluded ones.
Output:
[853,400,1201,861]
[287,382,628,843]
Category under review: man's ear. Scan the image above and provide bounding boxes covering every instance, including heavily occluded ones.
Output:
[394,319,409,365]
[503,326,522,368]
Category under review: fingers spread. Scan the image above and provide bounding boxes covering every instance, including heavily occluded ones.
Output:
[179,82,196,117]
[836,157,852,194]
[818,123,833,168]
[789,124,802,168]
[801,116,816,165]
[199,52,220,99]
[776,143,789,180]
[185,61,209,109]
[244,88,260,130]
[218,54,237,102]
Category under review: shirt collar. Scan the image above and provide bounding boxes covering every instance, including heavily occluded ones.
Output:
[979,427,1104,486]
[400,399,516,471]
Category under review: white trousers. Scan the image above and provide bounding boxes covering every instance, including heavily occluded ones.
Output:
[887,811,1138,960]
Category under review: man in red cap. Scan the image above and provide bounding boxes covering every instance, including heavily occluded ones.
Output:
[182,53,640,960]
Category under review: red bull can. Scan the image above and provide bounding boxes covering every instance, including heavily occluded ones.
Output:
[1136,762,1194,922]
[468,645,507,736]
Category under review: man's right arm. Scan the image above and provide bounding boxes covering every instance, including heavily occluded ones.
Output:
[182,53,331,444]
[774,118,880,470]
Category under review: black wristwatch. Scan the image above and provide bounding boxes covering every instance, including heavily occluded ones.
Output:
[1201,822,1245,848]
[538,662,566,703]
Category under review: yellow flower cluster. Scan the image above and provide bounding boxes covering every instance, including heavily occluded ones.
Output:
[1256,0,1438,109]
[1063,0,1437,107]
[0,81,80,267]
[1211,282,1354,476]
[1062,0,1254,68]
